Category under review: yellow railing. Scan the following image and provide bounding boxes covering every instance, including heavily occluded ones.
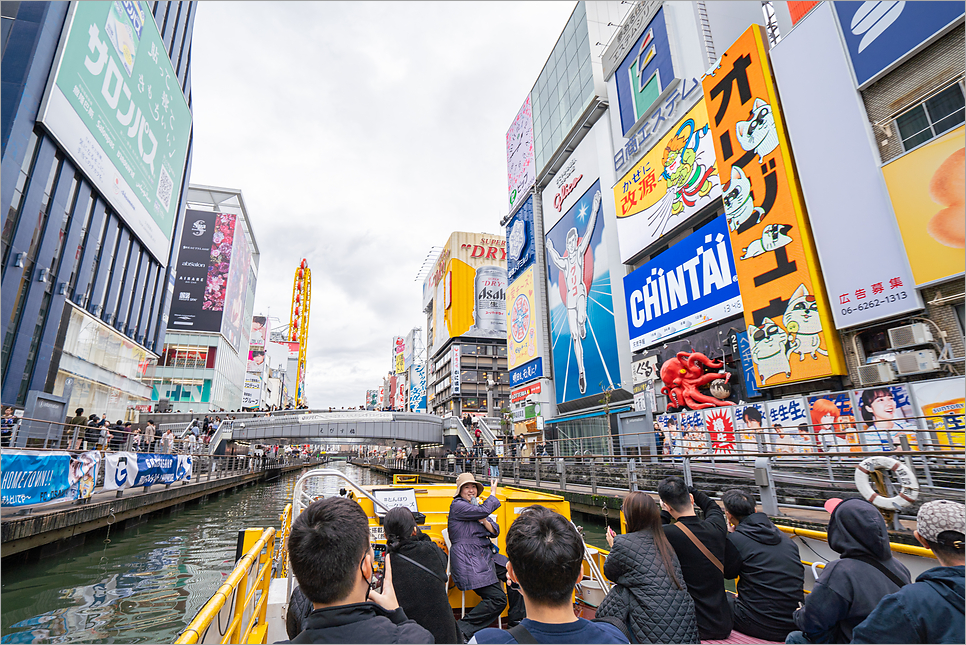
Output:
[393,474,420,484]
[776,524,936,559]
[176,527,277,644]
[275,504,292,580]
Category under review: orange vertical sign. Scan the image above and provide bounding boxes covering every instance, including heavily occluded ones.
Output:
[701,25,845,387]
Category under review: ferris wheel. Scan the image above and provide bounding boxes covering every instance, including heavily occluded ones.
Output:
[289,259,311,407]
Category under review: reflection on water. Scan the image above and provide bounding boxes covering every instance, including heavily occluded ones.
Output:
[0,462,387,645]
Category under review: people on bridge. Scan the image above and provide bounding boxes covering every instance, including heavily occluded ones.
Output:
[282,496,432,643]
[657,477,732,640]
[596,491,699,643]
[786,497,911,644]
[721,489,804,642]
[851,499,965,644]
[384,506,460,644]
[162,427,175,454]
[144,420,156,453]
[470,505,629,644]
[67,408,86,450]
[1,407,15,447]
[84,414,101,450]
[448,473,506,642]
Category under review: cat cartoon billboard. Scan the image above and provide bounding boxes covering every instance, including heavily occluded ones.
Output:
[702,25,846,387]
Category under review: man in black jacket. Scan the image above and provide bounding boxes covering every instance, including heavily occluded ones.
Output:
[722,489,804,641]
[281,497,433,644]
[658,477,732,640]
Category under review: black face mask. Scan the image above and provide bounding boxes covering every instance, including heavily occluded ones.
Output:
[361,556,372,601]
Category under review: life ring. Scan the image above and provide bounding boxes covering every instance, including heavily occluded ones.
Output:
[854,456,920,510]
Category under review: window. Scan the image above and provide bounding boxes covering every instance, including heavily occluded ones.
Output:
[895,83,965,151]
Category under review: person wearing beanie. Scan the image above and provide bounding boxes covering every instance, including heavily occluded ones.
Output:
[852,500,965,644]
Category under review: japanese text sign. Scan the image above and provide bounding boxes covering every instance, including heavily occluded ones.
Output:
[701,25,845,387]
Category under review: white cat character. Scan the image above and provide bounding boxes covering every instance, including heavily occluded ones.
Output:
[783,284,828,361]
[736,98,779,162]
[741,224,793,260]
[748,319,791,383]
[723,166,765,233]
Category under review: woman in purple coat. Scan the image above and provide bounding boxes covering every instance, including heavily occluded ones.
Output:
[448,473,507,642]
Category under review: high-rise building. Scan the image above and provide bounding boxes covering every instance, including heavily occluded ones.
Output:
[2,2,197,420]
[148,184,260,412]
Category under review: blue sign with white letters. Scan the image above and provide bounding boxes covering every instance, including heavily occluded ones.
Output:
[615,6,675,136]
[510,357,543,387]
[736,331,760,398]
[623,215,742,351]
[1,451,71,506]
[834,1,964,87]
[506,196,535,283]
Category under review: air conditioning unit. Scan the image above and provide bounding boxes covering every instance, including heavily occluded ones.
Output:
[888,323,933,349]
[857,362,896,386]
[894,349,941,375]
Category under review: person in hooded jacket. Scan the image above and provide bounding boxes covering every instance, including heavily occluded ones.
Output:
[385,506,461,644]
[449,473,506,642]
[786,498,911,644]
[721,489,804,642]
[851,499,965,644]
[596,491,699,643]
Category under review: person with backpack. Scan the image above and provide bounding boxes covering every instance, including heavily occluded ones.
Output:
[786,497,911,643]
[851,499,964,644]
[596,491,699,643]
[470,506,628,644]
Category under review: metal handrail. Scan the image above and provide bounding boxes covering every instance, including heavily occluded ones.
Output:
[775,524,936,560]
[176,527,277,644]
[291,468,393,517]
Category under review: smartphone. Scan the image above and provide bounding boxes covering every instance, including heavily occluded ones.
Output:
[371,544,387,593]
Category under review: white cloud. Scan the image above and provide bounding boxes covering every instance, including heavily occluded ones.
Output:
[189,1,578,407]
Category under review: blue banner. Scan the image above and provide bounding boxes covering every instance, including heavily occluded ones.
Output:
[510,357,543,387]
[1,451,71,506]
[614,6,675,136]
[623,215,742,351]
[736,331,760,398]
[105,452,192,490]
[834,1,964,87]
[506,195,535,283]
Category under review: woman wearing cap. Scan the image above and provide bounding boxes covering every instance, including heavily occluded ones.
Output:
[448,472,505,642]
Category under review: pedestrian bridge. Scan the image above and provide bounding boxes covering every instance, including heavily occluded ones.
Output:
[220,410,444,446]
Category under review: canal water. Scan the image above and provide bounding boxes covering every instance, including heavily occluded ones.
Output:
[0,462,611,644]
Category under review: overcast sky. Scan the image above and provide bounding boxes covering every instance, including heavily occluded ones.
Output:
[189,1,588,408]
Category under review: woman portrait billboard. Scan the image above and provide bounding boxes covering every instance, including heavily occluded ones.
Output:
[807,392,858,452]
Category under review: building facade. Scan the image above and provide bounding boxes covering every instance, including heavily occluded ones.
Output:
[1,1,197,420]
[148,185,259,412]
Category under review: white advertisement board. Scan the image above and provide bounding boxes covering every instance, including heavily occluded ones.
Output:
[507,94,536,214]
[541,123,600,233]
[242,374,262,408]
[770,3,921,329]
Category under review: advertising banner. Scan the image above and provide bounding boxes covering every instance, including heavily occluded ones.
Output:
[851,384,918,450]
[679,410,708,453]
[770,3,922,328]
[833,1,964,88]
[451,346,461,396]
[615,98,721,262]
[507,266,540,371]
[542,129,599,232]
[510,357,543,388]
[704,407,737,454]
[220,215,252,352]
[511,381,542,404]
[425,233,508,358]
[248,315,268,371]
[377,386,385,408]
[735,404,766,453]
[546,180,621,403]
[37,1,192,264]
[613,5,676,137]
[909,377,965,447]
[767,397,814,453]
[656,413,681,455]
[506,196,535,283]
[103,452,192,490]
[507,95,536,213]
[735,331,761,397]
[881,126,965,287]
[807,391,860,451]
[409,363,427,413]
[242,374,261,408]
[393,336,406,375]
[623,215,742,350]
[404,330,417,370]
[168,210,246,337]
[702,25,846,387]
[1,451,70,506]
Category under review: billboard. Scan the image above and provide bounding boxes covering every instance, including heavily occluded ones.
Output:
[807,391,860,451]
[615,98,722,262]
[770,3,922,328]
[881,126,965,287]
[852,384,918,450]
[507,266,541,372]
[909,377,964,447]
[242,374,261,408]
[507,95,536,213]
[451,346,461,396]
[409,363,426,413]
[546,180,621,403]
[766,397,814,453]
[506,195,535,282]
[623,215,742,351]
[393,336,405,375]
[613,6,676,137]
[404,329,417,370]
[37,1,192,264]
[702,25,846,387]
[248,315,268,371]
[424,233,507,358]
[542,124,600,232]
[168,210,251,348]
[510,357,543,388]
[377,386,384,408]
[833,1,964,88]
